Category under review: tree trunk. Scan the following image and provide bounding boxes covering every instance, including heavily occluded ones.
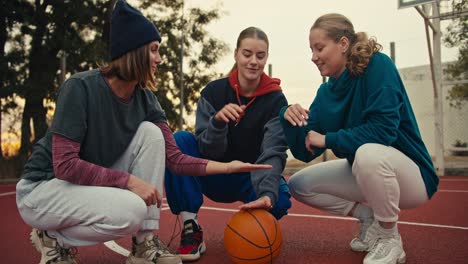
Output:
[102,0,117,60]
[0,103,3,160]
[18,1,53,157]
[0,11,7,159]
[18,104,32,157]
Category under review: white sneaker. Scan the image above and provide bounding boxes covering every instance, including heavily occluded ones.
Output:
[30,228,77,264]
[350,216,374,252]
[126,236,182,264]
[363,235,406,264]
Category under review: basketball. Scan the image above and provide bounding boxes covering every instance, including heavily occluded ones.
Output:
[224,209,282,264]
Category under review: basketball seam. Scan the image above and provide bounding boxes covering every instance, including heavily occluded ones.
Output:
[226,224,271,249]
[247,210,273,264]
[227,240,282,261]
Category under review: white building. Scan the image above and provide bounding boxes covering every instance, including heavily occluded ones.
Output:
[399,64,467,156]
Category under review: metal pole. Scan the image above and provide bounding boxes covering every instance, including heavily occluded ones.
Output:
[59,51,67,85]
[417,3,445,176]
[179,0,184,130]
[322,76,328,162]
[390,42,396,63]
[432,2,445,175]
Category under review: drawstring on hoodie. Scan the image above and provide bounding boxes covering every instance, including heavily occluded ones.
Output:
[234,84,256,126]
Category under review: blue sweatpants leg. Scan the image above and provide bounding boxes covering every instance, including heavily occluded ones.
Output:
[164,131,291,220]
[200,174,291,220]
[268,177,292,220]
[164,131,204,215]
[199,172,256,204]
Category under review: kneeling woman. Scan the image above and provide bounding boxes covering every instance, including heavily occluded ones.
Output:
[16,2,270,264]
[281,13,438,264]
[164,27,292,262]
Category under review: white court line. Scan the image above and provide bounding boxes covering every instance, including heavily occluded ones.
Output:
[440,179,468,182]
[104,202,468,256]
[439,189,468,193]
[103,241,130,256]
[197,205,468,230]
[0,191,15,197]
[0,189,467,198]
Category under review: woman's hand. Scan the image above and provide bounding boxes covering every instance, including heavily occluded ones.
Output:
[214,104,246,123]
[284,104,310,127]
[226,160,272,174]
[305,130,326,155]
[127,175,162,207]
[239,196,272,211]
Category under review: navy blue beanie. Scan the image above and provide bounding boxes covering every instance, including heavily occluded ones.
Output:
[110,0,161,60]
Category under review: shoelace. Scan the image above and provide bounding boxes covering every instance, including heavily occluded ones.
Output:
[152,236,172,254]
[167,215,182,248]
[358,219,373,240]
[46,245,77,262]
[140,236,171,261]
[369,237,393,258]
[180,228,202,246]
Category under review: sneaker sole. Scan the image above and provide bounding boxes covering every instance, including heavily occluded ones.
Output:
[30,229,49,264]
[126,256,183,264]
[397,251,406,264]
[30,230,41,253]
[350,238,368,252]
[179,242,206,262]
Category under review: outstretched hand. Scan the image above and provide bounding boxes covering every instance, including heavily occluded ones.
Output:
[226,160,272,174]
[239,196,272,211]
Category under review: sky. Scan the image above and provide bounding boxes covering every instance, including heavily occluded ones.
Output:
[185,0,459,107]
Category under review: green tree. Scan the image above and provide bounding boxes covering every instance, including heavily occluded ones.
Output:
[444,0,468,109]
[1,0,227,162]
[3,0,111,159]
[141,0,228,130]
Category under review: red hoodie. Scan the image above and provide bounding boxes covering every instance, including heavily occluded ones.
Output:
[228,69,282,125]
[228,68,282,97]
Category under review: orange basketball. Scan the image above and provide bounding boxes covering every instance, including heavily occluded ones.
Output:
[224,209,282,264]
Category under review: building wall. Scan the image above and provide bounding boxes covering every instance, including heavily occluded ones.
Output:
[399,64,468,156]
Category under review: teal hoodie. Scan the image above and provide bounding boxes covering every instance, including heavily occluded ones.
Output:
[280,52,438,198]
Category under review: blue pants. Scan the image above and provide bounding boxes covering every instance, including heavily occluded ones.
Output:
[164,131,291,220]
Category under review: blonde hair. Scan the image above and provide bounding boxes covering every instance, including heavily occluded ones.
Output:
[229,26,269,75]
[100,43,156,91]
[311,13,382,76]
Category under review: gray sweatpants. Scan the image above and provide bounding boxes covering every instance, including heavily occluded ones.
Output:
[16,122,165,248]
[288,143,428,222]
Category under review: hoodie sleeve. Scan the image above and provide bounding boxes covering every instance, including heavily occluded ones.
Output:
[250,116,288,205]
[279,96,325,163]
[195,96,229,159]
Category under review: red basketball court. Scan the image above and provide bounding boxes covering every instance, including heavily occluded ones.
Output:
[1,175,468,263]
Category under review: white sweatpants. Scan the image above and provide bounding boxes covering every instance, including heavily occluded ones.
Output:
[288,143,428,222]
[16,122,165,248]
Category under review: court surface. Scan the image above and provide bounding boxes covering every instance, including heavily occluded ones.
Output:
[1,176,467,263]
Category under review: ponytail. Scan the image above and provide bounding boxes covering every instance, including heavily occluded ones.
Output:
[347,32,382,76]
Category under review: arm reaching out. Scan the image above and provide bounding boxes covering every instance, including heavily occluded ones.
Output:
[206,160,272,174]
[156,122,272,176]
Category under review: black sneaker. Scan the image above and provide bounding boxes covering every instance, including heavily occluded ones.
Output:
[176,220,206,261]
